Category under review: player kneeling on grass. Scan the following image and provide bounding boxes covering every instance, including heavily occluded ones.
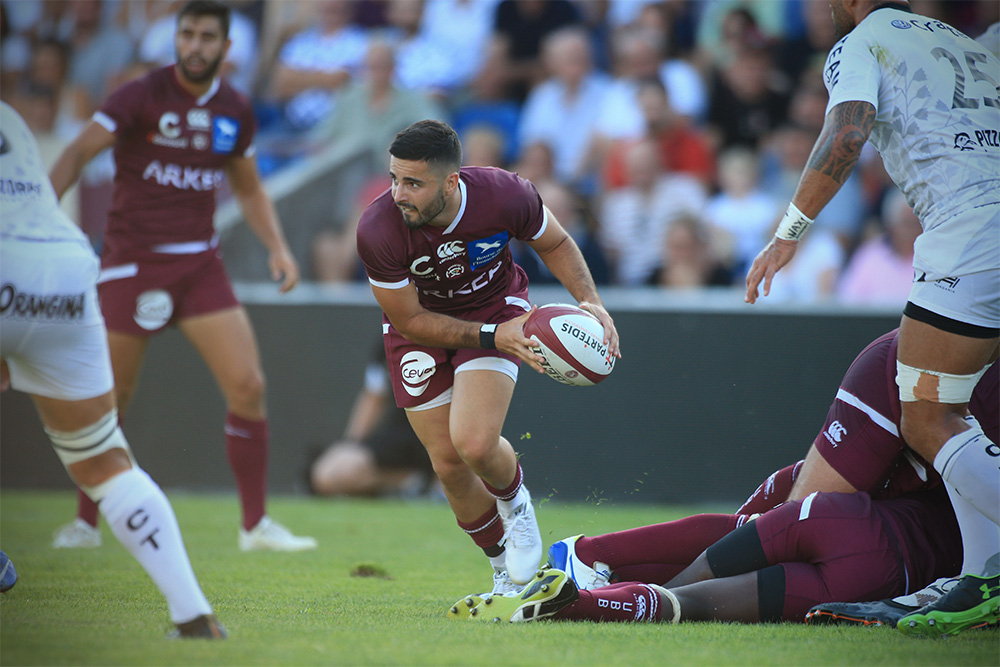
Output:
[449,328,998,632]
[0,102,223,639]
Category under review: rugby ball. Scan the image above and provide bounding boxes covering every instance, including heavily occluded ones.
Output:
[523,303,615,386]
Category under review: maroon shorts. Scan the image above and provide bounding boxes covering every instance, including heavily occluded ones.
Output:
[382,299,528,409]
[813,331,930,496]
[756,490,960,621]
[97,249,239,336]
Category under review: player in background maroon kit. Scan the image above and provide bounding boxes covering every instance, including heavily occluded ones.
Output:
[357,120,620,591]
[48,0,314,552]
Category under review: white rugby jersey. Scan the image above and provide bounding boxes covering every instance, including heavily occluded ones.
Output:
[823,7,1000,278]
[0,102,88,244]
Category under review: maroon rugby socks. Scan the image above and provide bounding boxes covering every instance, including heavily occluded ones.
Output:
[224,412,268,531]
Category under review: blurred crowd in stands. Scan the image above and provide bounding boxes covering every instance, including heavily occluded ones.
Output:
[3,0,997,304]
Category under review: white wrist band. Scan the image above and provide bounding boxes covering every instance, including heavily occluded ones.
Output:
[774,202,814,241]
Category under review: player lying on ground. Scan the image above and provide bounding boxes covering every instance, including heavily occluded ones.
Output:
[449,329,998,630]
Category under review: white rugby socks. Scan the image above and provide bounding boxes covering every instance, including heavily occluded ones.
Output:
[944,478,1000,576]
[934,419,1000,526]
[97,468,213,623]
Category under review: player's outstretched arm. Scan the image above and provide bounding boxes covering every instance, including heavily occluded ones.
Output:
[745,100,876,304]
[225,154,299,292]
[48,120,115,201]
[528,206,620,358]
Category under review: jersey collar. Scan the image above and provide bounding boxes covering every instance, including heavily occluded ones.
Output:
[195,78,222,107]
[441,178,467,235]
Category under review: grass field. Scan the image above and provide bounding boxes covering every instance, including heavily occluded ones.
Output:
[1,491,996,666]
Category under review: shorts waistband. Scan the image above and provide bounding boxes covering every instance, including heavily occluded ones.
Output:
[151,233,219,254]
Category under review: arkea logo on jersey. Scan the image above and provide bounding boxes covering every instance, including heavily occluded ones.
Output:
[212,116,239,153]
[142,160,224,191]
[469,231,509,270]
[823,420,847,446]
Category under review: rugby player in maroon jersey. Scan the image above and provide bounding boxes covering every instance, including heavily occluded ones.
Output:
[357,120,620,591]
[49,0,314,552]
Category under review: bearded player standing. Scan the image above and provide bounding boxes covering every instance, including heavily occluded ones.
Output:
[48,0,314,552]
[745,0,999,636]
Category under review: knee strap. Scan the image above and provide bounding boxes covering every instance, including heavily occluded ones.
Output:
[45,408,132,466]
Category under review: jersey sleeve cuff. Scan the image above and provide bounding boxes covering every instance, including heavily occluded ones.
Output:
[368,276,410,289]
[93,111,117,133]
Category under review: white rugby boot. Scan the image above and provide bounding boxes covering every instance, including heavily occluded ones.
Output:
[239,516,317,552]
[52,518,102,548]
[499,487,543,584]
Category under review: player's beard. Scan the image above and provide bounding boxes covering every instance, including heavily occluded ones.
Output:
[399,188,448,229]
[177,50,224,84]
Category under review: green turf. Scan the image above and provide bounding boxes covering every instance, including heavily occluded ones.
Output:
[1,491,996,666]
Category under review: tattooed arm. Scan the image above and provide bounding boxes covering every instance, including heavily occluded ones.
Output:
[744,100,876,303]
[791,100,877,217]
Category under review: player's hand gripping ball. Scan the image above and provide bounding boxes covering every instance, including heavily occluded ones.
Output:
[523,304,615,386]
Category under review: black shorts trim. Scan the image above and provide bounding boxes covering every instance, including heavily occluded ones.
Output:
[705,520,768,577]
[757,565,786,623]
[904,302,999,339]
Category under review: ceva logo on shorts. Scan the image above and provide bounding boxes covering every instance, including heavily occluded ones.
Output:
[134,289,173,331]
[400,351,436,396]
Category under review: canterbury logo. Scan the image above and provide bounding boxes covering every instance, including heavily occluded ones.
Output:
[823,420,847,446]
[436,241,465,259]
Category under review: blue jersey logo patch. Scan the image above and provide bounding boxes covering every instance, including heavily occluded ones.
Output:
[468,231,509,270]
[212,116,239,153]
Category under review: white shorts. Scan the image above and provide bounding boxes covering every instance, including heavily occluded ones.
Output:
[907,268,1000,331]
[0,238,114,400]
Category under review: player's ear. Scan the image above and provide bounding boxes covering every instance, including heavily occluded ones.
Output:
[444,170,460,193]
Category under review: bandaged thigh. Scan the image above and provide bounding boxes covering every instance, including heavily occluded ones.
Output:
[896,361,988,404]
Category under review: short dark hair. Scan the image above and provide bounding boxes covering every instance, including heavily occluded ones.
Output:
[178,0,230,39]
[389,120,462,172]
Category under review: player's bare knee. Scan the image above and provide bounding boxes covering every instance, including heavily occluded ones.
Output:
[430,457,472,491]
[449,435,496,470]
[227,371,266,413]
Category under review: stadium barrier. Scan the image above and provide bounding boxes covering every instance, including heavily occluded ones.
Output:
[0,284,900,505]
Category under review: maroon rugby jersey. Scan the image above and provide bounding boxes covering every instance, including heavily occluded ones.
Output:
[815,329,999,499]
[95,65,255,258]
[357,166,546,317]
